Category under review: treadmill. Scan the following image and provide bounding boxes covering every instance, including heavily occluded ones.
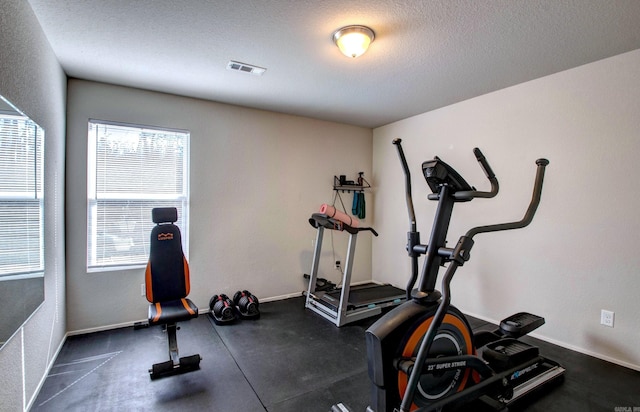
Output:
[304,213,406,327]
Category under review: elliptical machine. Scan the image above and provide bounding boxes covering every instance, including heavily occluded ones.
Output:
[365,139,564,412]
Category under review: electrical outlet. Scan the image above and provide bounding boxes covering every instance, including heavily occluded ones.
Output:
[335,260,341,269]
[600,309,614,327]
[141,283,146,297]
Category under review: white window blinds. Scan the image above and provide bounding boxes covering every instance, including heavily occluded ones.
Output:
[0,113,44,277]
[87,121,189,271]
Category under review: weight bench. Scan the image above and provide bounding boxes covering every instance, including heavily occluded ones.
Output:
[145,207,201,379]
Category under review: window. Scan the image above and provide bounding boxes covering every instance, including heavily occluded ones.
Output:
[87,120,189,271]
[0,110,44,278]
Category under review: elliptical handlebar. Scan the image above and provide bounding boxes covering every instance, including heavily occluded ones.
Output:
[465,157,549,239]
[392,138,416,232]
[474,147,496,179]
[452,147,499,200]
[393,138,421,300]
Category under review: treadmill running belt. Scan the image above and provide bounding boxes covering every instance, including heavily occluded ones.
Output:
[326,284,404,307]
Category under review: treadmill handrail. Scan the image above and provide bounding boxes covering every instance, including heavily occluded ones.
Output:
[309,213,379,236]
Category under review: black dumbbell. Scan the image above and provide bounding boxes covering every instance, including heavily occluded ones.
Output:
[209,294,236,323]
[232,290,260,319]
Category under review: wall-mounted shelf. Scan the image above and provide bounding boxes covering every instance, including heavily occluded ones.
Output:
[333,173,370,192]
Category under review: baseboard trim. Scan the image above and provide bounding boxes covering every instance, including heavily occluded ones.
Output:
[464,310,640,372]
[261,291,304,303]
[67,320,145,336]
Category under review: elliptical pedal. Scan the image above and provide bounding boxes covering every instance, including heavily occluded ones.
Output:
[499,312,545,337]
[483,338,539,370]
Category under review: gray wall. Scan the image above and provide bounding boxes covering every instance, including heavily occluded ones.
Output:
[373,49,640,370]
[0,0,67,410]
[65,79,373,332]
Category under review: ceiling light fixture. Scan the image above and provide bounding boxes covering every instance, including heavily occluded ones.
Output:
[333,25,375,58]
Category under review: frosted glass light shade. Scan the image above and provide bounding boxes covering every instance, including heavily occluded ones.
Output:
[333,25,375,58]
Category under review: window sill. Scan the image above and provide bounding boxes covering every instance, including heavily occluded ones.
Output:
[87,264,146,274]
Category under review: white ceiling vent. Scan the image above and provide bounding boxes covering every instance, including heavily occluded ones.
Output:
[227,60,266,76]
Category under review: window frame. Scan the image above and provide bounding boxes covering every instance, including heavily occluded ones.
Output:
[86,119,190,272]
[0,108,45,280]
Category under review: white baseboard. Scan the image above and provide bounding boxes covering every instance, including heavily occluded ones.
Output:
[464,310,640,372]
[261,291,304,303]
[66,292,304,336]
[527,332,640,372]
[67,320,145,336]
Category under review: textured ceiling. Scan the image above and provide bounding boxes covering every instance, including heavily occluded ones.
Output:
[26,0,640,128]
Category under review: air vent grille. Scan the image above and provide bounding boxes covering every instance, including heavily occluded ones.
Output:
[227,61,266,76]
